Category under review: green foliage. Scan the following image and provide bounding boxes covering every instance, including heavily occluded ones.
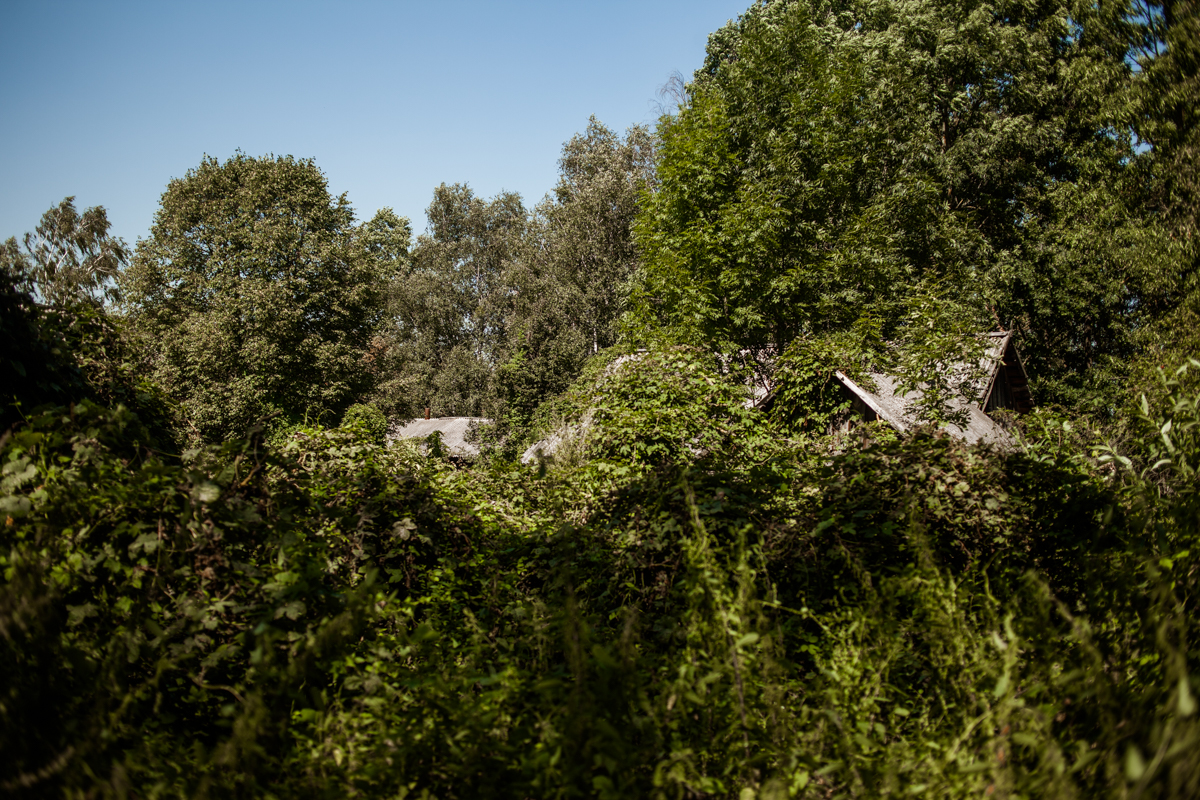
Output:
[4,341,1200,797]
[0,402,478,796]
[631,0,884,353]
[1,196,128,307]
[122,153,387,443]
[490,120,656,445]
[8,4,1200,797]
[340,403,388,445]
[1,247,174,446]
[353,208,417,420]
[1,255,89,430]
[892,283,994,426]
[536,117,654,359]
[1134,0,1200,244]
[579,347,756,471]
[769,326,882,433]
[382,183,527,420]
[630,0,1190,414]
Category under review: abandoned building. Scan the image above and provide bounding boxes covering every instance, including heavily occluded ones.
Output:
[516,332,1034,464]
[823,331,1034,446]
[390,416,489,460]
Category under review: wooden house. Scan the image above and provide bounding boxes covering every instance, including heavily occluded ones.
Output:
[827,331,1033,446]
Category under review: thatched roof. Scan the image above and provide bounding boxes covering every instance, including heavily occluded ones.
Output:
[390,417,489,458]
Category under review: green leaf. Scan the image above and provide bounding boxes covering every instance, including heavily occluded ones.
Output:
[790,771,809,792]
[0,496,32,517]
[193,481,221,503]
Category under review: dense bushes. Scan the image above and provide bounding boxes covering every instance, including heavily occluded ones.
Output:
[341,403,389,445]
[0,404,478,795]
[3,350,1198,797]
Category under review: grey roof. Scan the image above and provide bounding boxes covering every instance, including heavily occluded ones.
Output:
[521,427,576,464]
[521,336,1026,464]
[520,352,647,464]
[390,417,489,458]
[835,371,1014,446]
[832,332,1024,447]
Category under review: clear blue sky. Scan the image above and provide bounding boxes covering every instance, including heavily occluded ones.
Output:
[1,0,748,249]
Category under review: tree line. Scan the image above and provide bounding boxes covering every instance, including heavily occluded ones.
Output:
[4,0,1194,448]
[3,119,653,453]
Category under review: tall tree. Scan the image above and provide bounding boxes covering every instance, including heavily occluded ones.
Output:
[632,3,881,355]
[1106,0,1200,407]
[494,119,655,428]
[1134,0,1200,239]
[353,208,419,418]
[630,0,1164,405]
[1,196,127,306]
[2,201,172,442]
[539,117,655,356]
[387,184,527,417]
[122,153,386,442]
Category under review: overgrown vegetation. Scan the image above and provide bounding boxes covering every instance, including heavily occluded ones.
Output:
[3,0,1199,796]
[3,349,1199,797]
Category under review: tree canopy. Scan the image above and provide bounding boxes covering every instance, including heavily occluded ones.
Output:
[122,153,388,442]
[493,119,656,439]
[1,196,127,307]
[629,0,1193,409]
[378,183,528,419]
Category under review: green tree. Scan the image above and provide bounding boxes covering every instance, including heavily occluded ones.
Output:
[387,184,527,418]
[1,196,127,306]
[494,119,655,435]
[354,206,413,274]
[1122,0,1200,403]
[353,208,419,419]
[122,153,386,443]
[537,117,655,357]
[2,200,173,443]
[1135,0,1200,241]
[631,2,882,356]
[0,251,86,431]
[630,0,1162,407]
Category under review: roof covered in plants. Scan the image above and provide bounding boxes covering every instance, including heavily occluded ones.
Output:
[391,417,489,457]
[833,332,1032,447]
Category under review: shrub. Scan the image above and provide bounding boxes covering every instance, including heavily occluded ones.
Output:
[340,402,388,444]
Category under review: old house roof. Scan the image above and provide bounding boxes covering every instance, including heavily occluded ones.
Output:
[832,331,1032,447]
[390,417,489,458]
[520,351,648,464]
